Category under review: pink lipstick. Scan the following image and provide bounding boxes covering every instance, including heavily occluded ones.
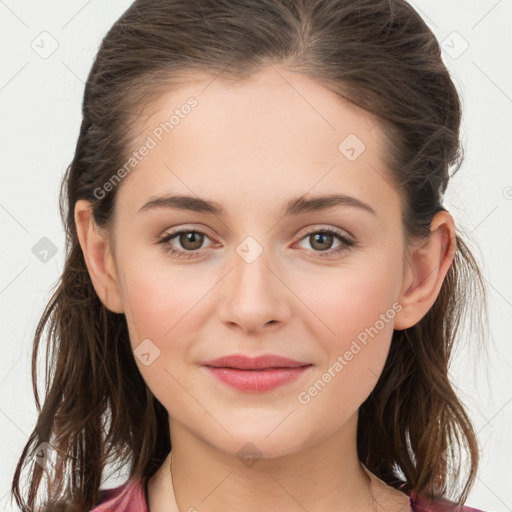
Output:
[201,354,312,392]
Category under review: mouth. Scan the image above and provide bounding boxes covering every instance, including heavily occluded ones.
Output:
[201,354,313,392]
[202,353,311,370]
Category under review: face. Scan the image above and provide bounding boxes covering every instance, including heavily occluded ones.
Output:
[107,66,408,458]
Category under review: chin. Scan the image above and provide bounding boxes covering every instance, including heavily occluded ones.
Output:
[223,425,312,460]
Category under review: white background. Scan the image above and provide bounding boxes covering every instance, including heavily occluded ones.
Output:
[0,1,511,510]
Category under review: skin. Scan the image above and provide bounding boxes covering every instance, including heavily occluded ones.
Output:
[75,65,456,512]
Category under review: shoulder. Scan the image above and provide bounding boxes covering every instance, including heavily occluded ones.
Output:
[89,478,148,512]
[410,492,486,512]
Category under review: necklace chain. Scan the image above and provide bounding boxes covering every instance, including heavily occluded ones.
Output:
[168,453,401,512]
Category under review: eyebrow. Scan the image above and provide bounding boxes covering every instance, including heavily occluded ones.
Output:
[137,193,376,217]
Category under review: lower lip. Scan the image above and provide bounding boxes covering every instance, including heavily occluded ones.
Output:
[203,366,311,392]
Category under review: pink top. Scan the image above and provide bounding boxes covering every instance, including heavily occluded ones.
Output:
[89,478,486,511]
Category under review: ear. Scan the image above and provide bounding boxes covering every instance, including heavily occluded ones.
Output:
[74,199,124,314]
[394,210,457,330]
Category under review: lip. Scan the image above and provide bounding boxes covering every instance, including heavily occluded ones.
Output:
[201,354,312,392]
[202,354,310,370]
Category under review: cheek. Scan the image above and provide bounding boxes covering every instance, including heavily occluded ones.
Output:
[117,260,219,400]
[292,261,401,419]
[296,255,402,348]
[120,257,215,342]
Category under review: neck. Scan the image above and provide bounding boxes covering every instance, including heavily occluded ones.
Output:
[148,414,410,512]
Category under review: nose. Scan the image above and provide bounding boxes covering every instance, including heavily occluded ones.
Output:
[217,242,292,336]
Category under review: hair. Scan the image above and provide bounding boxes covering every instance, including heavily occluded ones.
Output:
[11,0,487,510]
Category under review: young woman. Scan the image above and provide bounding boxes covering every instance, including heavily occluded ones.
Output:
[11,0,487,511]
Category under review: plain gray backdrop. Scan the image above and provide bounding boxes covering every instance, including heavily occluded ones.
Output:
[1,1,511,510]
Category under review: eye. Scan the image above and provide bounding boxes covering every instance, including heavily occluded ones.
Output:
[295,227,356,258]
[156,228,216,260]
[156,226,356,260]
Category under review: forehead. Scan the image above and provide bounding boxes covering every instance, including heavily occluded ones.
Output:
[115,66,400,222]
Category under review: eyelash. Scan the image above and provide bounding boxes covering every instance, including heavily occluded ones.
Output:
[156,226,356,260]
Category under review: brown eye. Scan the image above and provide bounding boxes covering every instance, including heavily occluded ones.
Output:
[308,232,335,251]
[296,227,356,258]
[157,228,213,260]
[177,231,205,251]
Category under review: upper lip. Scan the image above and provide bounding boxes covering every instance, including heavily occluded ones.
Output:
[202,354,311,370]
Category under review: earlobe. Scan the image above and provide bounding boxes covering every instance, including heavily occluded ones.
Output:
[394,211,456,330]
[74,199,124,314]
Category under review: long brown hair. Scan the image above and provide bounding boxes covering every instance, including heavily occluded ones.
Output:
[11,0,487,510]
